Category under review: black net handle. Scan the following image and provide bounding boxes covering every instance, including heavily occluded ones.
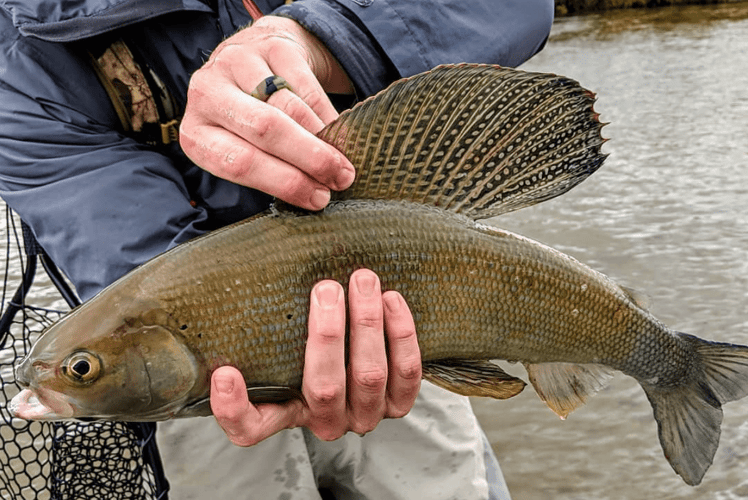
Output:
[0,221,77,348]
[0,222,38,348]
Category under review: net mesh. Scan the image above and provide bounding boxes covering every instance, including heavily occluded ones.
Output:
[1,207,169,499]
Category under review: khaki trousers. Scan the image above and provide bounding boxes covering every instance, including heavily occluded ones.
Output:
[157,382,511,500]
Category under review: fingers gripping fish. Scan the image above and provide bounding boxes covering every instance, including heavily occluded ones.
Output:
[10,65,748,486]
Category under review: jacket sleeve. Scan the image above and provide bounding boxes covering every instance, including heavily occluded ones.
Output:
[274,0,554,97]
[0,35,211,301]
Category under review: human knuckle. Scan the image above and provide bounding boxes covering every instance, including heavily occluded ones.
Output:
[216,416,253,445]
[271,92,298,115]
[389,322,418,341]
[313,325,345,347]
[185,83,203,107]
[354,310,382,332]
[273,94,312,129]
[266,38,301,60]
[227,432,258,448]
[395,358,422,382]
[222,144,245,167]
[305,144,334,175]
[386,384,420,418]
[247,114,276,142]
[178,112,194,135]
[187,68,210,96]
[307,383,344,406]
[352,367,387,393]
[350,418,379,436]
[219,146,257,181]
[211,45,241,70]
[306,416,346,442]
[300,88,326,114]
[178,125,197,155]
[314,427,344,442]
[385,404,411,420]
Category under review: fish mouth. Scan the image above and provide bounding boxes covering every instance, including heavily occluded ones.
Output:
[9,388,75,420]
[11,357,75,420]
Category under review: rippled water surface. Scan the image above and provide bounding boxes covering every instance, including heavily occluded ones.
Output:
[472,3,748,499]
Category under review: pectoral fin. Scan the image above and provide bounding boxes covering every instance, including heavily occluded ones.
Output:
[246,386,305,405]
[423,359,526,399]
[524,362,614,419]
[178,386,305,418]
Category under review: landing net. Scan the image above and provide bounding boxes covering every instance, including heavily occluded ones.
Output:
[0,206,169,499]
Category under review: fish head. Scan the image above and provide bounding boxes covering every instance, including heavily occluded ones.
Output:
[10,295,208,421]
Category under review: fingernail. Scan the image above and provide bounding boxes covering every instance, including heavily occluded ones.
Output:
[310,188,330,209]
[315,281,342,308]
[215,376,234,395]
[337,162,355,190]
[383,292,402,313]
[354,272,376,297]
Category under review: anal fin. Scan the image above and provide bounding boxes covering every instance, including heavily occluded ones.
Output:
[524,362,614,419]
[423,359,526,399]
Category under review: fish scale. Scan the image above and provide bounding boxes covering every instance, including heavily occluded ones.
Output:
[135,199,661,386]
[11,64,748,487]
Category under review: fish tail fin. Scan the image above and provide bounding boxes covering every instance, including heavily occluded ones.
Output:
[642,333,748,486]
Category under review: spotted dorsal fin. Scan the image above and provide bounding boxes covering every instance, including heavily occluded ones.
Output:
[319,64,607,219]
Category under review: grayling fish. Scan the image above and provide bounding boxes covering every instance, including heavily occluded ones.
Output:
[10,65,748,486]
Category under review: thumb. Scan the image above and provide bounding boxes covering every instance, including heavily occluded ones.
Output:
[211,366,254,436]
[210,366,303,447]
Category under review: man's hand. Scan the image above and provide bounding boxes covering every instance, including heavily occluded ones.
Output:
[180,16,356,210]
[209,269,423,446]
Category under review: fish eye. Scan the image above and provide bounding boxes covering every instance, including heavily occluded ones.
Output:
[62,352,101,384]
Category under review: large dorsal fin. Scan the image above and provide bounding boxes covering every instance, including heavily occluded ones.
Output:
[319,64,607,219]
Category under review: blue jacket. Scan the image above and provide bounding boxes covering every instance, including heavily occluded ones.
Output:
[0,0,553,300]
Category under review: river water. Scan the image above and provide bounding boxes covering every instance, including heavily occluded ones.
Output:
[2,3,748,499]
[471,3,748,499]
